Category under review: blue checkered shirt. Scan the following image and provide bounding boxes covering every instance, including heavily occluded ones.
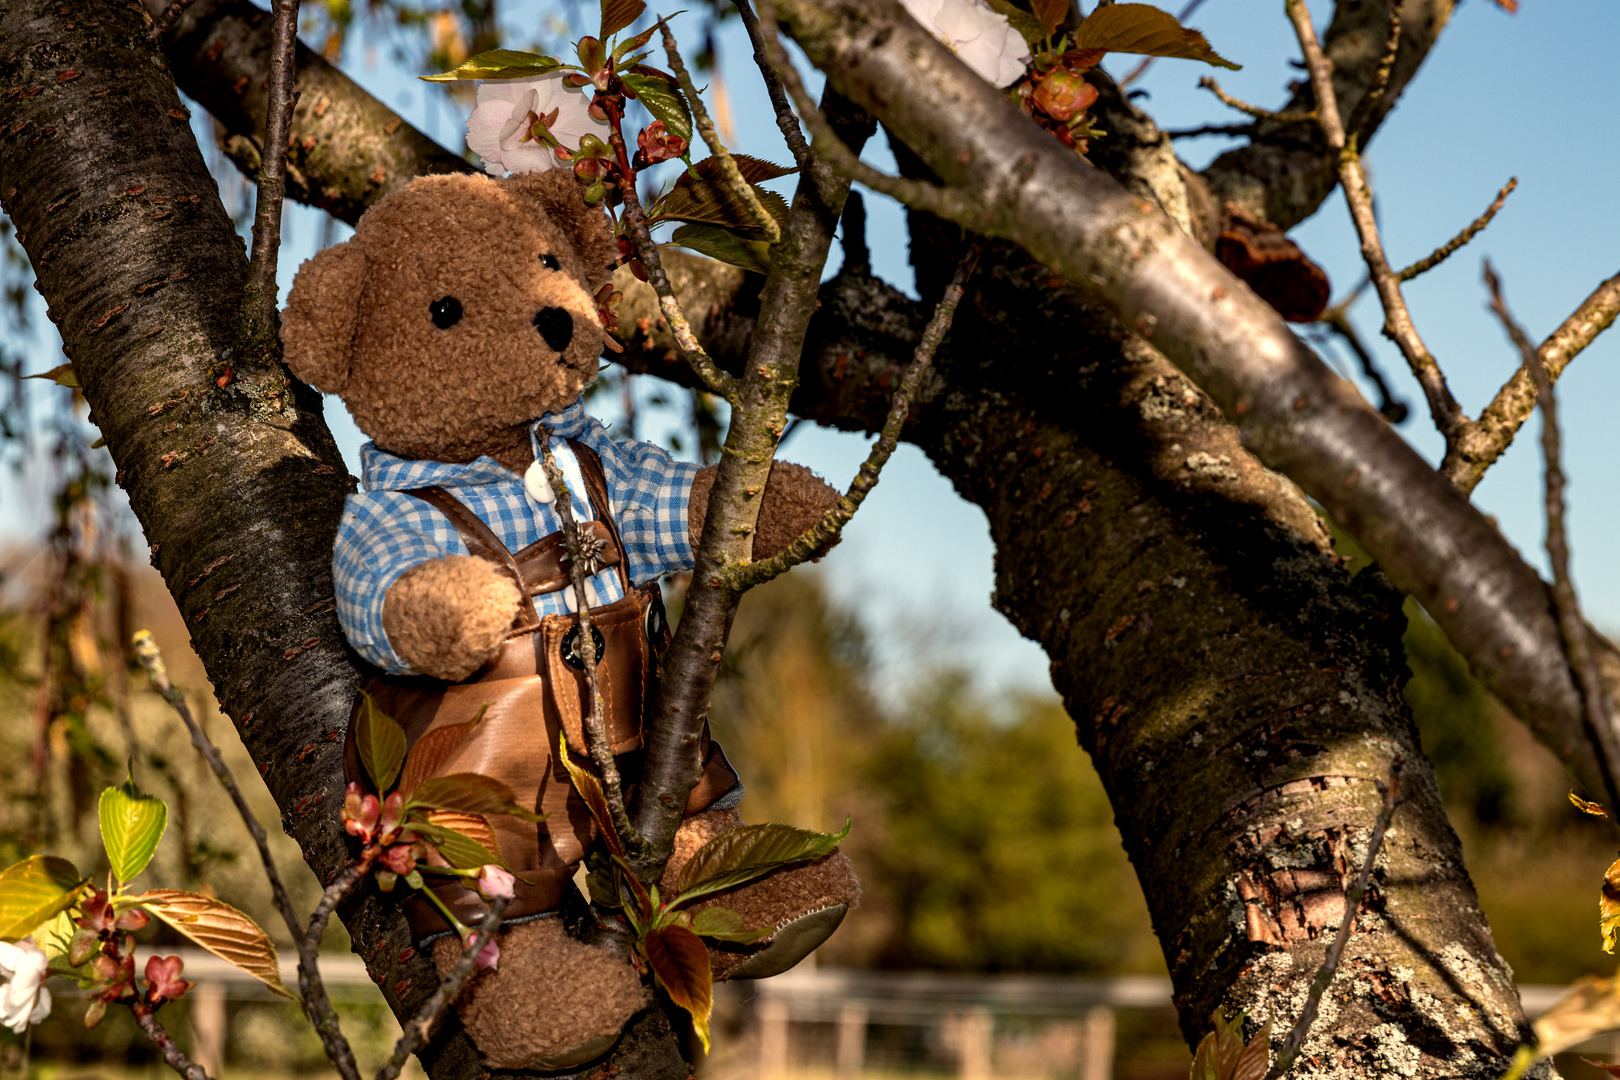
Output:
[334,398,700,674]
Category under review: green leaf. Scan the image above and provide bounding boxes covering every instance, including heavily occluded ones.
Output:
[651,179,789,240]
[99,772,168,885]
[399,707,489,797]
[613,22,661,60]
[421,49,566,83]
[24,363,79,388]
[689,905,770,944]
[0,856,86,941]
[983,0,1046,45]
[667,224,773,276]
[675,819,851,904]
[354,690,407,794]
[557,734,624,858]
[1191,1011,1269,1080]
[1072,3,1239,69]
[408,773,546,823]
[674,154,797,190]
[135,889,294,999]
[601,0,646,40]
[622,68,692,145]
[410,817,507,871]
[643,924,713,1051]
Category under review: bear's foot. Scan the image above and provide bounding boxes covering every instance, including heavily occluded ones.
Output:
[432,916,649,1071]
[661,807,860,980]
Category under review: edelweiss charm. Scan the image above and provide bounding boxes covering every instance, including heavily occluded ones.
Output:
[561,522,611,576]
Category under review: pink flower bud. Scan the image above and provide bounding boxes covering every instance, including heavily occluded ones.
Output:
[345,789,381,844]
[476,865,516,902]
[114,908,149,932]
[76,890,115,933]
[144,955,193,1004]
[1032,68,1098,124]
[474,936,500,971]
[635,121,688,166]
[380,843,417,877]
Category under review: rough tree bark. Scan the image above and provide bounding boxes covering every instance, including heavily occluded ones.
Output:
[0,0,1578,1076]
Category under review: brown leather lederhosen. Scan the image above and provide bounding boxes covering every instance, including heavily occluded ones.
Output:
[343,441,738,938]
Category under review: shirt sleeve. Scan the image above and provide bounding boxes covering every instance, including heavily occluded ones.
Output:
[582,422,700,584]
[333,491,469,674]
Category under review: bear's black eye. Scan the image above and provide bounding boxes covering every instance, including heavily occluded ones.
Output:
[429,296,463,329]
[539,253,561,271]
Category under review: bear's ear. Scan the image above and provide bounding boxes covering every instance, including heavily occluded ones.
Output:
[508,170,617,292]
[281,241,365,394]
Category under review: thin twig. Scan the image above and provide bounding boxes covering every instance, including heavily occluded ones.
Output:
[1344,1,1404,133]
[1394,178,1516,283]
[732,0,814,172]
[537,435,650,862]
[1119,0,1211,88]
[244,0,302,342]
[1285,0,1465,442]
[1198,76,1315,124]
[130,632,361,1080]
[374,898,508,1080]
[131,999,214,1080]
[729,238,986,590]
[658,20,780,244]
[755,3,974,223]
[1449,270,1620,493]
[1316,307,1408,423]
[149,0,204,40]
[1264,757,1405,1080]
[603,99,739,400]
[306,849,379,955]
[1164,122,1257,140]
[1484,263,1620,810]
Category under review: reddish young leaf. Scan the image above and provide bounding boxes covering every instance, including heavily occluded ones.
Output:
[408,774,545,822]
[674,154,797,190]
[644,924,714,1051]
[1190,1010,1269,1080]
[600,0,647,40]
[556,734,624,858]
[1073,3,1239,70]
[398,706,489,796]
[1030,0,1069,37]
[1584,1061,1620,1078]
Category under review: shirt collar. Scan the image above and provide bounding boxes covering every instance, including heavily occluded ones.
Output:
[360,396,589,492]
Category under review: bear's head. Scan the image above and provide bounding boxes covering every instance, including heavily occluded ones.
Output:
[282,170,616,465]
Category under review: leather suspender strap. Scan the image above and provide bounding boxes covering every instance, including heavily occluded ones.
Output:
[404,486,541,627]
[566,439,634,594]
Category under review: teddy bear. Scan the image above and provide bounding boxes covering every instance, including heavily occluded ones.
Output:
[280,168,859,1071]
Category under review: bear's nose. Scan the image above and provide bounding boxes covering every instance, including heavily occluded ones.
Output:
[533,307,574,353]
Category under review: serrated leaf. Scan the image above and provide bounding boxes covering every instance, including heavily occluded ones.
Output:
[421,49,565,82]
[674,154,797,190]
[601,0,646,39]
[1030,0,1069,36]
[1572,792,1609,817]
[651,180,788,240]
[135,889,293,999]
[1072,3,1239,70]
[668,224,773,276]
[1191,1010,1268,1080]
[675,819,850,904]
[690,905,770,944]
[557,734,624,858]
[622,69,692,145]
[0,856,86,941]
[983,0,1046,44]
[644,924,713,1051]
[354,690,407,793]
[399,707,489,797]
[99,775,168,885]
[613,22,661,60]
[24,363,79,388]
[1533,974,1620,1059]
[1602,855,1620,954]
[411,813,507,870]
[408,773,546,822]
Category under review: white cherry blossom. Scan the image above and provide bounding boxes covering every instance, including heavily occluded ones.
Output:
[0,938,52,1034]
[900,0,1032,88]
[465,75,611,176]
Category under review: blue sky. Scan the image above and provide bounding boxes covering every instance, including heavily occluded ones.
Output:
[4,0,1615,710]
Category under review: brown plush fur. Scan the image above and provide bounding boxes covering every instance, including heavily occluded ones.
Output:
[431,918,648,1070]
[660,808,860,979]
[381,556,521,681]
[687,461,842,559]
[282,170,616,470]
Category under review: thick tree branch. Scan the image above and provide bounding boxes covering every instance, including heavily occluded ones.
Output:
[772,0,1615,801]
